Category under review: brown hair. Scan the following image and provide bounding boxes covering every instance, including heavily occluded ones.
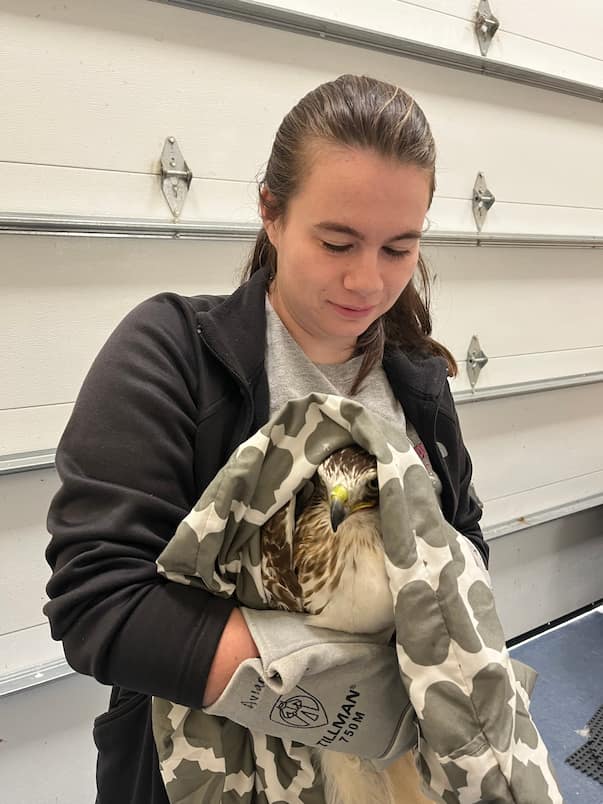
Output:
[241,74,457,392]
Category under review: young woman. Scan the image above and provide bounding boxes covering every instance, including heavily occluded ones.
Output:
[44,74,487,803]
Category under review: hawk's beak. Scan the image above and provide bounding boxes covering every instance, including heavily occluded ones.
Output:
[330,485,349,532]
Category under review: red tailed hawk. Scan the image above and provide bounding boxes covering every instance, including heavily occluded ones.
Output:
[260,445,429,804]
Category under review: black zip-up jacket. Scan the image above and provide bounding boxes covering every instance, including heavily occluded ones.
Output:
[44,265,487,804]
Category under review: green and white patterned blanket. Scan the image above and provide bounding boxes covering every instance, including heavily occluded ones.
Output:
[152,394,562,803]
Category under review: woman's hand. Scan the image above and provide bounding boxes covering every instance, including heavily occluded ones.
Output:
[203,608,416,763]
[203,607,260,706]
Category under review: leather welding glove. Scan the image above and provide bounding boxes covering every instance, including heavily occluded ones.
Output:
[203,607,416,763]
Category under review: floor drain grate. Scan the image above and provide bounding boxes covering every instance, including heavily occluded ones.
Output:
[566,705,603,785]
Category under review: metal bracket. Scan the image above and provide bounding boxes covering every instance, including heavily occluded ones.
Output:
[475,0,500,57]
[160,137,192,218]
[472,172,495,232]
[467,335,489,389]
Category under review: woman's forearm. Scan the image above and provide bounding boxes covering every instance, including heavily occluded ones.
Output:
[203,607,260,706]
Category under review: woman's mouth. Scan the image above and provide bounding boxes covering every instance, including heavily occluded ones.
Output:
[329,301,376,319]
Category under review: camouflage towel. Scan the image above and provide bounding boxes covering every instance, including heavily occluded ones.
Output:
[152,393,562,803]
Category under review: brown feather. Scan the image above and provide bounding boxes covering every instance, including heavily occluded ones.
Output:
[261,502,304,612]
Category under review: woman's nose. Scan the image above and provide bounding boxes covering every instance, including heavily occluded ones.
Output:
[342,252,384,295]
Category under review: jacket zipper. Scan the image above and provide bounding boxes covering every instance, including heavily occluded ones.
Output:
[430,374,458,521]
[195,323,255,447]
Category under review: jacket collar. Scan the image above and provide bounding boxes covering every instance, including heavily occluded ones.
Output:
[196,265,270,385]
[197,263,449,402]
[383,345,449,402]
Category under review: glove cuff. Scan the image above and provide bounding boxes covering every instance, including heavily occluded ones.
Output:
[241,607,390,693]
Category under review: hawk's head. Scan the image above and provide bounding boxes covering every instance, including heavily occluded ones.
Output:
[316,445,378,532]
[261,444,385,625]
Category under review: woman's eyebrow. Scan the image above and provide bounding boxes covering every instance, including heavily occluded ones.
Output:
[314,221,422,241]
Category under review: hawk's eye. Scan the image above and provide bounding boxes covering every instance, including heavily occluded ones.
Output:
[367,477,379,494]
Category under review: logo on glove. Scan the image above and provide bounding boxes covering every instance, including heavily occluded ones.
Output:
[270,686,328,729]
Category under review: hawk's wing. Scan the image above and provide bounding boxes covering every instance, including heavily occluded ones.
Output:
[261,498,305,612]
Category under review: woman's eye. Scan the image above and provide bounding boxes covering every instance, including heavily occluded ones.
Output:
[383,247,411,259]
[322,241,352,253]
[322,242,411,258]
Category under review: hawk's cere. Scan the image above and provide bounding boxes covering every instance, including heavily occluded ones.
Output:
[261,445,395,635]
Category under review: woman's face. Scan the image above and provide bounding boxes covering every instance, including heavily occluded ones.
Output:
[263,145,431,364]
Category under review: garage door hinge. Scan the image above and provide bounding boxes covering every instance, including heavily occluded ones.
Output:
[473,172,496,231]
[160,136,192,218]
[475,0,500,57]
[467,335,489,389]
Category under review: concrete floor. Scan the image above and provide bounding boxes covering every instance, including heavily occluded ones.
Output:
[510,606,603,803]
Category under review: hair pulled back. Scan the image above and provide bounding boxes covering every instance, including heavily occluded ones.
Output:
[241,74,457,390]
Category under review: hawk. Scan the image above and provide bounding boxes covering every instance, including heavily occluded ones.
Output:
[261,445,394,635]
[260,445,429,804]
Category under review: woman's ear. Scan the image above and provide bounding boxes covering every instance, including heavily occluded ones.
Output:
[260,186,280,249]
